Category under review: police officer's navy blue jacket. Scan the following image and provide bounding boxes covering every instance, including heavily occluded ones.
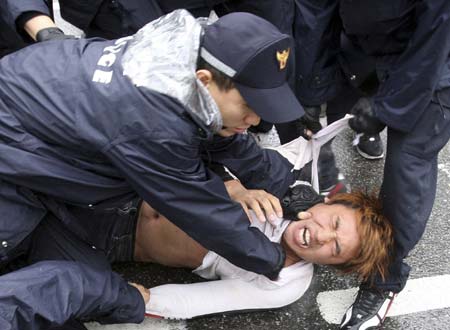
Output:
[55,0,228,32]
[295,0,450,132]
[1,0,162,39]
[0,10,293,278]
[0,261,145,329]
[1,0,227,39]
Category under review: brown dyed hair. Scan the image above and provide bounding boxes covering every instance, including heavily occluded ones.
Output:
[196,57,235,91]
[328,192,393,282]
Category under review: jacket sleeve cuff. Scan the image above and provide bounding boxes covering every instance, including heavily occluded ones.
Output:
[102,282,145,324]
[263,243,286,281]
[208,162,235,182]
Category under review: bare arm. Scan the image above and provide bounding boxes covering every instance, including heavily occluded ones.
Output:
[23,14,57,40]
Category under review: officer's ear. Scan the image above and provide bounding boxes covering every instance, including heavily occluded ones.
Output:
[196,69,213,88]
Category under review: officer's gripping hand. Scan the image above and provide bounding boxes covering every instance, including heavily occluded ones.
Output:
[225,179,283,225]
[349,98,386,135]
[36,27,77,42]
[281,182,324,220]
[295,105,323,140]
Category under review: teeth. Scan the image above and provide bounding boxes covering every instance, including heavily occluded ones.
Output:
[302,228,310,246]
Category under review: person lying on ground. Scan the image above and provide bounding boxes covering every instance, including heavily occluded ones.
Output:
[73,183,393,320]
[0,180,391,328]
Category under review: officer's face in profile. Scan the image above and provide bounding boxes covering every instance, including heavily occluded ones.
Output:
[282,203,360,266]
[197,69,261,137]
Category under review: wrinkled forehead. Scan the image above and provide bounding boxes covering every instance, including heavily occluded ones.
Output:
[309,202,354,219]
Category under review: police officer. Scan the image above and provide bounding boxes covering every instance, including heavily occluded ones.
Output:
[294,1,450,329]
[1,0,164,40]
[2,1,294,40]
[0,0,73,45]
[2,0,300,152]
[0,10,304,329]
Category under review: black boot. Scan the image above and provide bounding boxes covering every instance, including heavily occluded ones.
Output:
[355,133,384,160]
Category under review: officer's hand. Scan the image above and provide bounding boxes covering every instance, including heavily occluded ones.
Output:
[281,182,324,220]
[295,105,323,140]
[129,282,150,304]
[225,179,283,225]
[36,27,77,42]
[349,97,386,135]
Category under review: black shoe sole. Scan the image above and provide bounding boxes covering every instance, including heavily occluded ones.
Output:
[356,146,384,160]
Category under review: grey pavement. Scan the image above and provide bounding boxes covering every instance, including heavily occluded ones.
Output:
[54,2,450,329]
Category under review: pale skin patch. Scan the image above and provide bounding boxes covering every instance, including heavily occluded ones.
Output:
[23,14,57,41]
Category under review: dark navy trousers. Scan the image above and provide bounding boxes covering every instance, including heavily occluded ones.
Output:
[0,203,144,330]
[376,87,450,291]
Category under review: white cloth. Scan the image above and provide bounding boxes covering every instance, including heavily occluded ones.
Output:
[273,115,352,192]
[145,212,313,319]
[146,262,312,320]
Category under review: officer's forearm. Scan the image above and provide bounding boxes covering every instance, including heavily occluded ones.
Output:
[23,14,57,41]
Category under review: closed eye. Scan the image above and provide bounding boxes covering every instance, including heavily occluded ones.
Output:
[335,216,341,256]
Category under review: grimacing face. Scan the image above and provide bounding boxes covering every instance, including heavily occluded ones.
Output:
[196,69,261,137]
[282,203,360,265]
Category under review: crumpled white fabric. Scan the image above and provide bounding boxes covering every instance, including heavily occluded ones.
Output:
[272,114,353,192]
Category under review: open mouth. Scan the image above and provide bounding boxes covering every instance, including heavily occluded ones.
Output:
[233,127,249,133]
[301,228,311,246]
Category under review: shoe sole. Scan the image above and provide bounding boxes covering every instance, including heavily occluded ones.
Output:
[356,146,384,160]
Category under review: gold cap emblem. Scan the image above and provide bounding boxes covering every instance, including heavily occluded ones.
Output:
[276,48,290,70]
